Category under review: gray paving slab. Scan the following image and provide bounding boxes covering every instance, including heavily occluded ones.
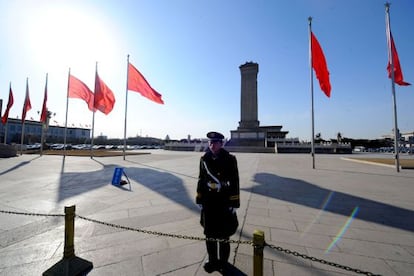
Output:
[0,151,413,275]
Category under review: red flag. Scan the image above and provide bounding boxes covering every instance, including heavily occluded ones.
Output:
[1,85,14,125]
[387,33,410,86]
[68,74,95,111]
[40,74,48,123]
[311,32,331,97]
[94,72,115,115]
[127,62,164,104]
[21,79,32,122]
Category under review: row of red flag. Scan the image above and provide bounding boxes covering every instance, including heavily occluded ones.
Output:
[1,61,164,125]
[311,29,410,99]
[1,29,411,126]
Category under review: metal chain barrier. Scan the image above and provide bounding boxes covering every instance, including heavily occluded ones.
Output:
[0,209,64,218]
[0,209,381,276]
[76,214,253,245]
[265,242,381,276]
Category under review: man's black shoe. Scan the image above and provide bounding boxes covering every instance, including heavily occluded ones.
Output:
[204,260,219,273]
[219,261,231,274]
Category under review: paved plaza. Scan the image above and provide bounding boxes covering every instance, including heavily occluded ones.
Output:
[0,151,413,275]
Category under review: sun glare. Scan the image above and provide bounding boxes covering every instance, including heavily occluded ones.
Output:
[26,3,120,74]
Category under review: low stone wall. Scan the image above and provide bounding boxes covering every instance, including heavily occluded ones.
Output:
[164,143,206,152]
[163,142,352,154]
[163,142,276,153]
[276,143,352,154]
[0,144,18,158]
[224,146,275,153]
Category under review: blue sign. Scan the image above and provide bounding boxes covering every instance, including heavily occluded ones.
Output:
[112,167,124,186]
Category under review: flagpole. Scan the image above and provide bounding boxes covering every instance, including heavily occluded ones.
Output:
[308,17,316,169]
[20,121,25,155]
[4,120,8,144]
[20,78,29,156]
[123,55,130,160]
[4,121,8,144]
[4,82,11,144]
[64,68,71,158]
[91,62,97,159]
[385,3,400,172]
[40,73,48,156]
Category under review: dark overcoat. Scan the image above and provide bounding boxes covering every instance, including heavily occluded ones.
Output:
[196,148,240,238]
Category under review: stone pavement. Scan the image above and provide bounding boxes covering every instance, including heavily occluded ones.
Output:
[0,151,413,276]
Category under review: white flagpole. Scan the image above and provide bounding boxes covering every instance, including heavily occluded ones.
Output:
[3,121,8,144]
[64,68,70,158]
[40,73,48,156]
[90,62,97,159]
[3,82,11,144]
[385,3,400,172]
[20,78,29,155]
[308,17,316,169]
[20,122,25,155]
[123,55,130,160]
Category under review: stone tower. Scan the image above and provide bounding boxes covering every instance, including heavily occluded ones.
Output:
[238,62,259,129]
[227,61,289,153]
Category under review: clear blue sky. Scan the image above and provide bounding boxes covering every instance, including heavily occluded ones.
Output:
[0,0,413,141]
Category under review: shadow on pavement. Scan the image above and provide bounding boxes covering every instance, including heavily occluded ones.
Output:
[57,161,198,211]
[0,155,41,176]
[221,263,248,276]
[247,172,414,232]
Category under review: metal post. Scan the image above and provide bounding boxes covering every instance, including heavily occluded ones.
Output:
[253,230,264,276]
[63,205,76,258]
[43,205,93,276]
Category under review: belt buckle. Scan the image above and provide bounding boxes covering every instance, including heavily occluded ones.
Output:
[208,182,217,190]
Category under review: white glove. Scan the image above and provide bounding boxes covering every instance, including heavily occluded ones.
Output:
[229,207,238,214]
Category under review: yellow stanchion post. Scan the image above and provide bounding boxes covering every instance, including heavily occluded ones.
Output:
[253,230,264,276]
[64,205,75,258]
[43,205,93,276]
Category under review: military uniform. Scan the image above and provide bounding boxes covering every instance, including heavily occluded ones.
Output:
[196,148,240,237]
[196,131,240,273]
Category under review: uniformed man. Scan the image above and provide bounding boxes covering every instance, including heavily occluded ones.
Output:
[196,131,240,273]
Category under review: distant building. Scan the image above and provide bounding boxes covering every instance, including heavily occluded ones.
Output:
[382,130,414,142]
[0,118,91,144]
[401,131,414,143]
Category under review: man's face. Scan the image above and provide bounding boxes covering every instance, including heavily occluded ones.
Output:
[208,140,222,155]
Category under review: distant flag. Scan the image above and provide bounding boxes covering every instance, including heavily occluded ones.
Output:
[127,62,164,104]
[308,17,332,169]
[386,33,410,86]
[40,74,48,123]
[94,72,115,115]
[385,3,409,173]
[1,84,14,125]
[68,74,95,111]
[30,117,34,120]
[311,31,331,97]
[21,78,32,122]
[20,78,32,154]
